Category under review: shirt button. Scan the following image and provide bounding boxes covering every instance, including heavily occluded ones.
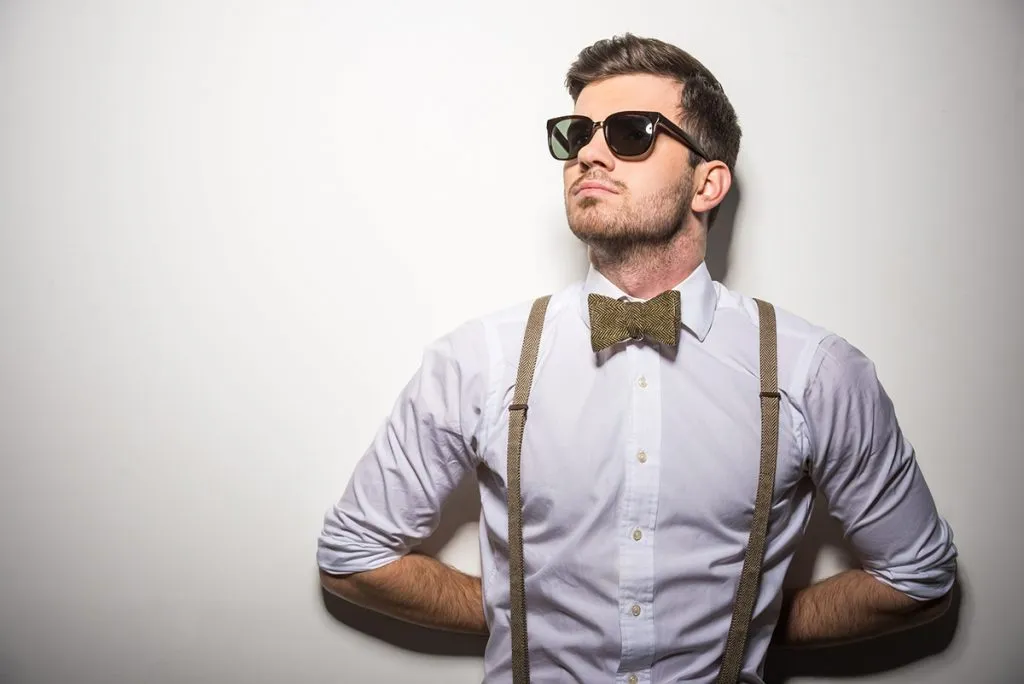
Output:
[637,375,648,388]
[632,529,643,541]
[636,450,648,463]
[631,604,642,617]
[628,675,639,684]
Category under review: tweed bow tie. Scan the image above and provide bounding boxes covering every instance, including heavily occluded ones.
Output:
[587,289,681,352]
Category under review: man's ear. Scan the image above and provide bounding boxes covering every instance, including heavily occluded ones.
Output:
[691,161,732,215]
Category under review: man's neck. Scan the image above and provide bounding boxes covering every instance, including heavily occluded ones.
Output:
[589,228,706,300]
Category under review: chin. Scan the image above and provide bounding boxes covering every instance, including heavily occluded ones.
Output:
[567,218,623,243]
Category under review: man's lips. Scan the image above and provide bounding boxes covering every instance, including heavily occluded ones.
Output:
[573,181,619,196]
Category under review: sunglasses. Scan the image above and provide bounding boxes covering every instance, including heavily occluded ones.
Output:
[546,110,710,162]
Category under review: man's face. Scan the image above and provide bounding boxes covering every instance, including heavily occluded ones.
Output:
[563,74,697,252]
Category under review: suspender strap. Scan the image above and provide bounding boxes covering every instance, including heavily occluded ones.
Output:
[506,295,780,684]
[714,298,781,684]
[507,295,550,684]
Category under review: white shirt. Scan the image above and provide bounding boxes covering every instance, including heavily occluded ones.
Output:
[317,260,957,684]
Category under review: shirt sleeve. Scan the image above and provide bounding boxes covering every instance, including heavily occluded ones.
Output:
[802,334,957,601]
[317,321,488,575]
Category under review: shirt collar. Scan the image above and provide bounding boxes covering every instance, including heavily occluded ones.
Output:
[578,260,718,343]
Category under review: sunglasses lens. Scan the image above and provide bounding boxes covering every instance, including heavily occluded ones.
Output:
[605,114,656,157]
[549,117,593,160]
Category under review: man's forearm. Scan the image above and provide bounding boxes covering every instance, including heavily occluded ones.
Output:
[320,551,489,635]
[775,569,950,648]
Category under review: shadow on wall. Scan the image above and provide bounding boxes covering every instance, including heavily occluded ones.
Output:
[320,588,489,658]
[705,174,741,285]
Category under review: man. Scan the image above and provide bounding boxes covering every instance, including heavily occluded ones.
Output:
[317,33,957,684]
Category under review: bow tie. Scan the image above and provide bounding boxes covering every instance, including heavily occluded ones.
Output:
[587,289,682,352]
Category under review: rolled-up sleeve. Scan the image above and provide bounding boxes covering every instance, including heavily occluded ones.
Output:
[317,321,487,575]
[803,334,957,601]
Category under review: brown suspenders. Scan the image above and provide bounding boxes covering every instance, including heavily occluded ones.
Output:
[505,296,781,684]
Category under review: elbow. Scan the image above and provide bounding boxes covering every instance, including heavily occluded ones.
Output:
[912,559,958,617]
[879,555,958,623]
[319,566,358,600]
[319,566,352,584]
[896,580,957,630]
[316,541,371,596]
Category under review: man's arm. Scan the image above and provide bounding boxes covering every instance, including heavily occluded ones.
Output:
[775,568,951,648]
[320,552,488,635]
[317,322,490,632]
[780,334,958,647]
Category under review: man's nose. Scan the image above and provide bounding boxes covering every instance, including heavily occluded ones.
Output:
[576,124,615,171]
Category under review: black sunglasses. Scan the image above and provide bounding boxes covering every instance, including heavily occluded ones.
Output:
[546,110,710,162]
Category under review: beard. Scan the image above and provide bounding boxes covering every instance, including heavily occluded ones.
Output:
[566,174,695,263]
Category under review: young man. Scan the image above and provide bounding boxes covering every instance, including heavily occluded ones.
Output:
[317,34,957,684]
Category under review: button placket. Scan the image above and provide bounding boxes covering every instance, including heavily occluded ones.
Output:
[617,338,658,677]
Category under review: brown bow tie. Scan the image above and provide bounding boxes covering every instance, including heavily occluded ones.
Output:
[587,289,682,352]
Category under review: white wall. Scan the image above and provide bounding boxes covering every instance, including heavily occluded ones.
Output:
[1,1,1021,682]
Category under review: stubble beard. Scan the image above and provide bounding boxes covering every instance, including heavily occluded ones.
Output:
[566,175,695,267]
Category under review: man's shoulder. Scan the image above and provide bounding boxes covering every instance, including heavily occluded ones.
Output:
[710,282,871,396]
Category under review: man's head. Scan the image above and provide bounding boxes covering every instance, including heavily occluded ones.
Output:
[553,34,741,259]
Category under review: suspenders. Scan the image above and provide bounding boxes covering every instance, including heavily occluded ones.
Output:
[505,296,781,684]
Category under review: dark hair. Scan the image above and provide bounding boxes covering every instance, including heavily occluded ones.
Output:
[565,33,741,226]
